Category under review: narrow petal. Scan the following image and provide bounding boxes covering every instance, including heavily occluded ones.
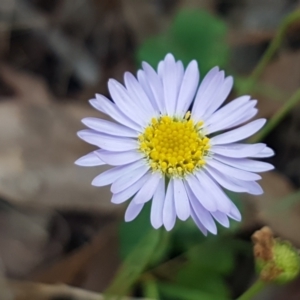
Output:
[210,119,266,145]
[111,173,150,204]
[228,202,242,221]
[185,175,217,211]
[75,151,105,166]
[196,171,232,214]
[205,101,257,134]
[81,118,138,138]
[190,208,208,236]
[137,70,159,111]
[173,178,190,221]
[210,143,266,158]
[205,95,251,126]
[235,180,263,195]
[124,72,157,118]
[92,159,145,187]
[77,130,138,152]
[142,62,165,113]
[252,147,275,158]
[205,165,248,193]
[95,150,144,166]
[111,165,150,193]
[125,201,144,222]
[90,96,141,131]
[211,211,230,228]
[162,54,178,115]
[186,184,217,234]
[213,155,274,173]
[151,176,165,229]
[228,108,258,129]
[203,76,234,119]
[207,159,261,181]
[192,69,223,121]
[108,79,149,126]
[133,173,162,204]
[163,179,176,231]
[176,60,199,116]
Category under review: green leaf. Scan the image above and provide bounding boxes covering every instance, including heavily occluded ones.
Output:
[137,9,229,75]
[104,229,161,299]
[158,282,228,300]
[119,202,152,259]
[142,278,160,299]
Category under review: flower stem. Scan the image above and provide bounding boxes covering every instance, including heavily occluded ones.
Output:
[252,88,300,142]
[248,10,300,89]
[236,279,266,300]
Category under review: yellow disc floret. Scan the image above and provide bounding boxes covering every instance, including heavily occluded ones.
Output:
[138,113,210,177]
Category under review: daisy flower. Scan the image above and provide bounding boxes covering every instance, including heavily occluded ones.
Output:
[76,53,274,235]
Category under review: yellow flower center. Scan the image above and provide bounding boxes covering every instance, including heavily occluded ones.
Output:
[138,112,210,177]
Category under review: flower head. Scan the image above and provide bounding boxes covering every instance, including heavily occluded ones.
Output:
[76,54,274,234]
[252,227,300,284]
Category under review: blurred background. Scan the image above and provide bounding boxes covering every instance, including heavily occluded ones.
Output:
[1,0,300,299]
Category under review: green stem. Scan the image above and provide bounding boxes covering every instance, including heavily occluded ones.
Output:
[252,88,300,142]
[236,279,266,300]
[248,10,300,89]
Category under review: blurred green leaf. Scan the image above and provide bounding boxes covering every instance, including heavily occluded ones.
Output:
[104,229,161,299]
[142,277,160,299]
[137,9,229,75]
[119,202,152,258]
[158,282,228,300]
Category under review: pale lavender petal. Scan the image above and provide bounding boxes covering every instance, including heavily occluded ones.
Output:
[211,211,230,227]
[108,79,149,126]
[210,143,266,158]
[173,178,190,221]
[77,130,138,152]
[202,76,234,119]
[227,108,258,129]
[125,201,144,222]
[210,119,266,145]
[124,72,156,114]
[235,180,263,195]
[90,96,141,131]
[163,179,176,231]
[142,62,165,113]
[205,101,257,134]
[162,54,178,115]
[228,202,242,221]
[111,173,150,204]
[196,171,232,214]
[92,159,145,187]
[75,151,105,166]
[176,60,199,117]
[151,176,165,229]
[190,208,208,236]
[111,165,150,193]
[95,150,144,166]
[213,155,274,173]
[205,95,251,126]
[137,70,159,111]
[252,147,275,158]
[185,175,217,211]
[192,69,224,121]
[157,60,164,77]
[207,159,261,181]
[82,117,138,138]
[133,173,162,204]
[186,184,217,234]
[204,165,248,193]
[176,61,185,83]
